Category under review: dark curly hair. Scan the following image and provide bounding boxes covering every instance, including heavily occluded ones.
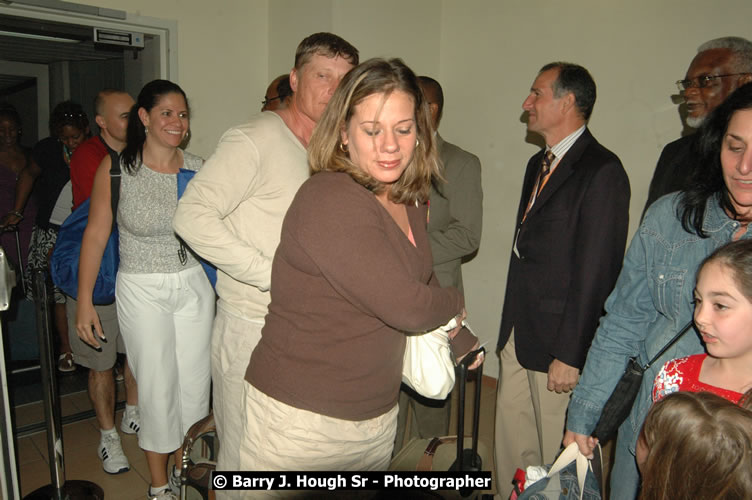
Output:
[678,82,752,237]
[49,100,89,137]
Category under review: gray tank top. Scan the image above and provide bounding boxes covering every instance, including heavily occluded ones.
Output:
[117,151,202,274]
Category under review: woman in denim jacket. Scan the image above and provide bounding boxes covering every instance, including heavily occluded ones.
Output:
[563,82,752,500]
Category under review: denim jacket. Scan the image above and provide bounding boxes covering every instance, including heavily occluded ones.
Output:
[567,193,751,455]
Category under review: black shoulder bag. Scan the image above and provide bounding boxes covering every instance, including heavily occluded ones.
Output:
[591,320,694,442]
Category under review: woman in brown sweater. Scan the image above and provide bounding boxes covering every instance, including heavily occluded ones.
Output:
[239,58,481,476]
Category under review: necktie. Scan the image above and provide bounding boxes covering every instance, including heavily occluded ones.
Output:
[536,150,556,196]
[524,150,555,217]
[517,150,556,251]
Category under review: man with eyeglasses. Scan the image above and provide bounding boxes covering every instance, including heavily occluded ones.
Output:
[261,74,292,112]
[643,36,752,216]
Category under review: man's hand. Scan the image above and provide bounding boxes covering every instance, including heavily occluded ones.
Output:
[547,358,579,393]
[563,430,598,459]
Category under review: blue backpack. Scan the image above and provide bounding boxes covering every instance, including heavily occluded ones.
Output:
[50,147,120,304]
[177,168,217,288]
[51,157,218,304]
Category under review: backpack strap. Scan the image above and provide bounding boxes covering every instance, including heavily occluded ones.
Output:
[107,146,121,232]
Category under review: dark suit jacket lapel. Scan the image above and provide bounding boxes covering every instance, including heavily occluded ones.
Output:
[516,151,544,224]
[524,128,594,221]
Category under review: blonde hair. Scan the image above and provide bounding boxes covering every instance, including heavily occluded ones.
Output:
[639,391,752,500]
[308,58,439,205]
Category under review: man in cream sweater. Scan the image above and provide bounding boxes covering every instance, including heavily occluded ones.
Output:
[173,33,358,488]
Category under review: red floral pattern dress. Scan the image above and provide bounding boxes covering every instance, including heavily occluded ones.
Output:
[652,354,743,403]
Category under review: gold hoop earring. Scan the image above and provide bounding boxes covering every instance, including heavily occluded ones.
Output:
[145,126,149,135]
[416,138,420,147]
[339,142,348,153]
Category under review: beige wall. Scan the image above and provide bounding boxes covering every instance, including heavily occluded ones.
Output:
[68,0,752,376]
[267,1,441,82]
[440,1,752,376]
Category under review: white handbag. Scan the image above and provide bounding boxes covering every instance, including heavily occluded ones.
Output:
[401,316,459,400]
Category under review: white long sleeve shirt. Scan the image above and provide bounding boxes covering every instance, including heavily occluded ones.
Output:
[173,112,308,321]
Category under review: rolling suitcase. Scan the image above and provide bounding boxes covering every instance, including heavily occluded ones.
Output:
[389,347,490,499]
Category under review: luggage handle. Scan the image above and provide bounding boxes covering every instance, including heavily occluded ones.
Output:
[453,346,485,473]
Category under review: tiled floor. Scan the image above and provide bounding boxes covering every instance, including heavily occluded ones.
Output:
[15,382,154,500]
[14,375,499,500]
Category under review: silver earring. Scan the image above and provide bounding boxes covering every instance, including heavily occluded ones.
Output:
[416,138,420,147]
[145,126,149,135]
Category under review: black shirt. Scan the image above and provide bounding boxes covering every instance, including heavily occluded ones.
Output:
[642,134,700,220]
[31,137,70,229]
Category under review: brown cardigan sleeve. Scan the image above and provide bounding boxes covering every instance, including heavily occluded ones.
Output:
[286,172,464,332]
[426,272,477,358]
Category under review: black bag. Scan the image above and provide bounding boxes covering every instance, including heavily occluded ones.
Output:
[592,320,694,442]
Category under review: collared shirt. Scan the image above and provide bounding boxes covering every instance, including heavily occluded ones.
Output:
[544,124,587,180]
[523,125,587,220]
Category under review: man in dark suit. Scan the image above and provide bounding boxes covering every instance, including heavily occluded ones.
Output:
[642,36,752,218]
[495,62,630,486]
[394,76,483,453]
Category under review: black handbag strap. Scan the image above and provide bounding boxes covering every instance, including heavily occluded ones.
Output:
[106,144,121,232]
[643,320,694,370]
[591,443,605,496]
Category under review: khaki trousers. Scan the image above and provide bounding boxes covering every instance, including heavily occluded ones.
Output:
[212,308,263,499]
[494,332,571,495]
[238,382,397,498]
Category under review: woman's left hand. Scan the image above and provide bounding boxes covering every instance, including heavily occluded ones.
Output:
[456,341,484,370]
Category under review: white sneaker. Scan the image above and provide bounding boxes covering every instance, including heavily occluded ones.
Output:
[148,487,178,500]
[169,465,182,494]
[98,432,130,474]
[120,406,141,435]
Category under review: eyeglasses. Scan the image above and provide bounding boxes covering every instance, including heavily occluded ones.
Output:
[676,73,751,92]
[261,95,281,107]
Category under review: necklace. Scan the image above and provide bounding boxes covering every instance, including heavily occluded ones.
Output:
[62,144,72,166]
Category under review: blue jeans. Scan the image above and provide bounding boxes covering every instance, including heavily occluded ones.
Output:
[609,434,640,500]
